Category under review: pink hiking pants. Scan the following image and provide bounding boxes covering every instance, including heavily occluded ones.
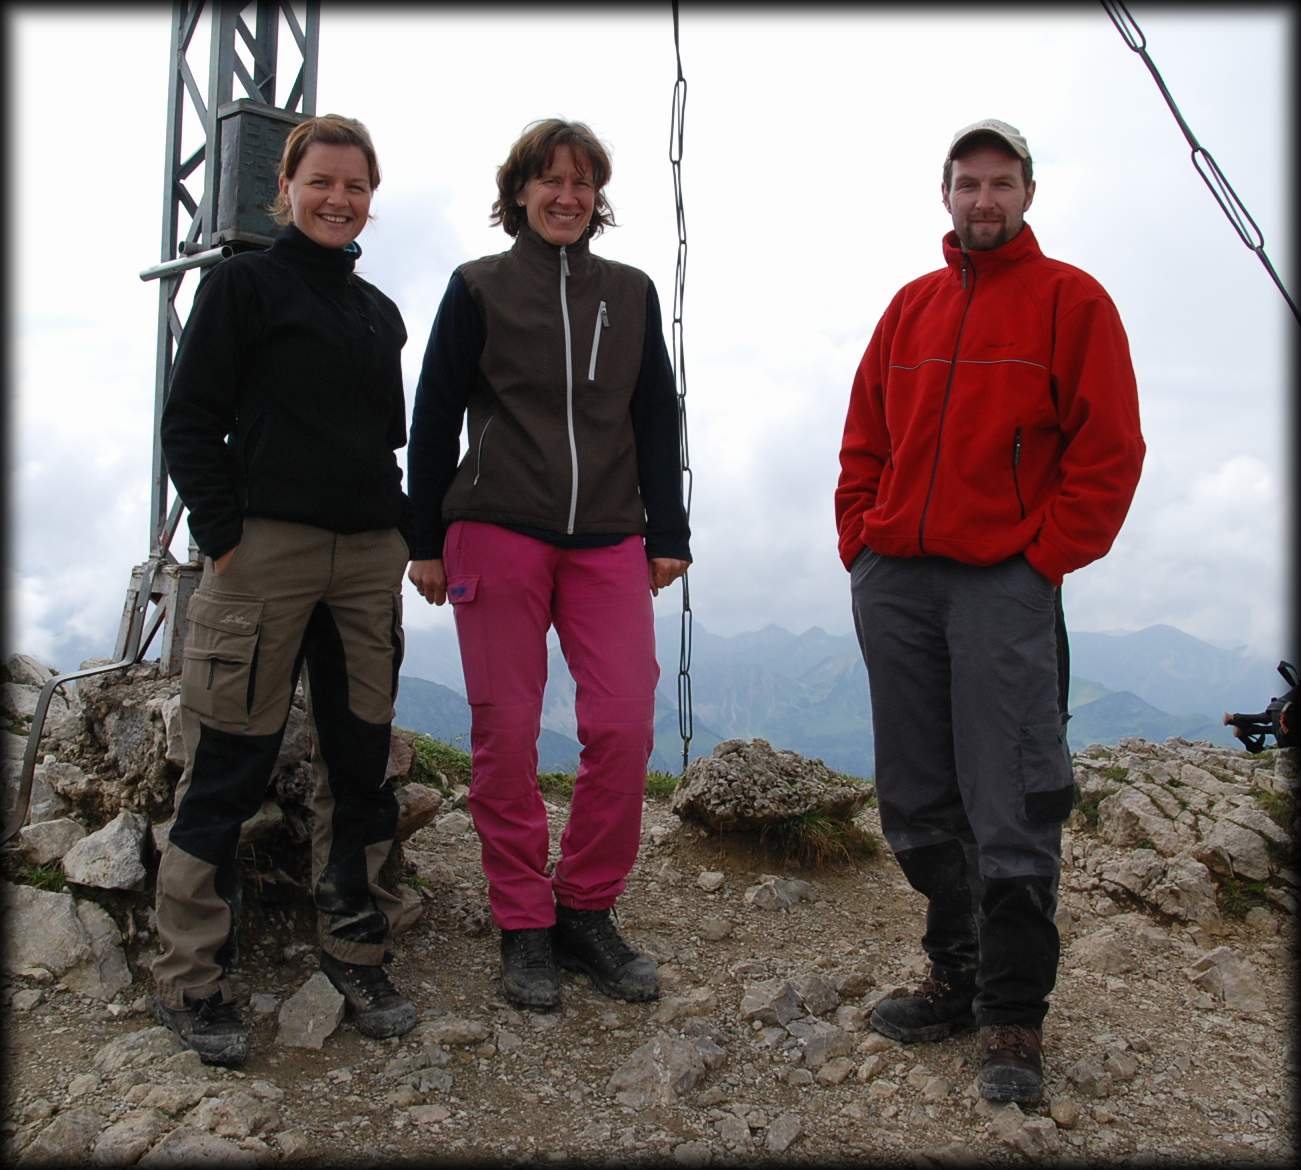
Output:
[443,520,659,929]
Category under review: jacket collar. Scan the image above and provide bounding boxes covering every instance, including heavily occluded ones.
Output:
[513,222,593,274]
[942,221,1041,279]
[270,223,360,283]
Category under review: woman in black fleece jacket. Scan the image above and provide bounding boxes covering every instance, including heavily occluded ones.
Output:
[151,115,416,1066]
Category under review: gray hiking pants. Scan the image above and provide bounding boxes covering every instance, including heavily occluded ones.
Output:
[851,551,1073,1025]
[851,549,1072,876]
[152,517,408,1008]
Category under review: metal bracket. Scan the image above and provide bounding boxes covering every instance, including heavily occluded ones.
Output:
[2,558,198,847]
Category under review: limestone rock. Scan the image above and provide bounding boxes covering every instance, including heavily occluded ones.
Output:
[1195,819,1274,882]
[187,1090,281,1138]
[605,1032,726,1108]
[671,738,870,831]
[276,972,345,1049]
[25,767,73,824]
[744,875,817,911]
[2,882,132,1000]
[17,817,87,865]
[22,1106,104,1163]
[91,1108,169,1165]
[395,781,443,841]
[93,1027,187,1073]
[138,1126,260,1165]
[1070,926,1137,975]
[739,978,801,1026]
[62,809,149,891]
[1186,945,1268,1013]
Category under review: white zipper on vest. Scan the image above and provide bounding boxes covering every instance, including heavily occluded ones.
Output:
[560,247,578,534]
[587,300,609,382]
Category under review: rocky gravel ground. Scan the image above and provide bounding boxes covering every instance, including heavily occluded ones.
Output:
[3,785,1297,1167]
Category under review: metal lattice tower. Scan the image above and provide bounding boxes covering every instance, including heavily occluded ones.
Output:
[133,0,320,671]
[4,0,320,845]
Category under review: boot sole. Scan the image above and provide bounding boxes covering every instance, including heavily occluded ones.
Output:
[869,1010,974,1044]
[500,980,561,1011]
[977,1069,1043,1105]
[554,951,660,1003]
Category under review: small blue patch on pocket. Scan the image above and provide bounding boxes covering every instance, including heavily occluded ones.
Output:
[447,575,479,604]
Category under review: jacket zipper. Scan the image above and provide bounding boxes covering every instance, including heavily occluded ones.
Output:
[560,247,579,534]
[917,253,977,552]
[587,300,609,382]
[1011,427,1026,520]
[472,414,495,485]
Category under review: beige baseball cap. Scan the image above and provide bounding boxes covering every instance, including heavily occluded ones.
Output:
[947,118,1030,161]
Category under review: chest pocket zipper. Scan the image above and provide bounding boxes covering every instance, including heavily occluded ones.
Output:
[587,301,609,382]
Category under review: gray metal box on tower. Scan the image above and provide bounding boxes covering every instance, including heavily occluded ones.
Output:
[214,100,307,248]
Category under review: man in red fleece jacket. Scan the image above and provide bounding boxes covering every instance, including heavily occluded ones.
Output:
[835,118,1144,1105]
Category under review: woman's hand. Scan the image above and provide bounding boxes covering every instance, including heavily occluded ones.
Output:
[213,547,238,575]
[408,558,448,605]
[649,557,690,597]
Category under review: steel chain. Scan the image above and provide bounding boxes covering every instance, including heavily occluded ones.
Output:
[1102,0,1297,323]
[669,1,693,771]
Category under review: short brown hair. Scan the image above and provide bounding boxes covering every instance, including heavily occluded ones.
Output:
[269,114,382,225]
[491,118,616,239]
[943,131,1034,191]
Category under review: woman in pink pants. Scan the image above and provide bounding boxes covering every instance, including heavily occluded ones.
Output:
[406,119,691,1010]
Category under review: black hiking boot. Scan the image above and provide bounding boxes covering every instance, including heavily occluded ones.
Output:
[500,927,561,1010]
[552,904,660,1002]
[320,952,417,1039]
[151,992,249,1067]
[870,968,976,1043]
[977,1023,1044,1104]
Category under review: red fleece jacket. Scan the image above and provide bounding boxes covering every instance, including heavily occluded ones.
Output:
[835,224,1145,586]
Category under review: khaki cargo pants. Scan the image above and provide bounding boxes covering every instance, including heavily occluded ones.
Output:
[153,517,407,1008]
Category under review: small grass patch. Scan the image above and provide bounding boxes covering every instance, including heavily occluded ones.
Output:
[758,812,881,869]
[1074,786,1116,830]
[537,771,576,797]
[407,733,471,791]
[1101,764,1129,783]
[645,771,679,799]
[1218,876,1270,920]
[11,861,66,893]
[401,869,432,893]
[1251,786,1296,831]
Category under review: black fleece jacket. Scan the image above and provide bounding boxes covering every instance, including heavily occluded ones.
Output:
[161,224,408,560]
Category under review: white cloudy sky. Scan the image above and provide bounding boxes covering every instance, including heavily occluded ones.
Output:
[5,4,1294,676]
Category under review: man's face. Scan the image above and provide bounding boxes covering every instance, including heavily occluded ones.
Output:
[942,143,1035,251]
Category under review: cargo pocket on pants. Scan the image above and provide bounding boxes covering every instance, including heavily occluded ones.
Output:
[1016,717,1075,823]
[181,593,265,724]
[447,575,491,705]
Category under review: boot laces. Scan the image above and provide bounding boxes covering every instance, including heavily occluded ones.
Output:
[985,1023,1039,1059]
[916,973,962,1003]
[576,909,638,967]
[343,962,400,1007]
[517,929,554,970]
[192,994,241,1028]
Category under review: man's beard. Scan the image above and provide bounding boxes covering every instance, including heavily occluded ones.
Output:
[961,217,1014,251]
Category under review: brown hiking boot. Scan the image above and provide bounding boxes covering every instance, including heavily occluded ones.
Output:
[977,1023,1044,1104]
[869,969,975,1042]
